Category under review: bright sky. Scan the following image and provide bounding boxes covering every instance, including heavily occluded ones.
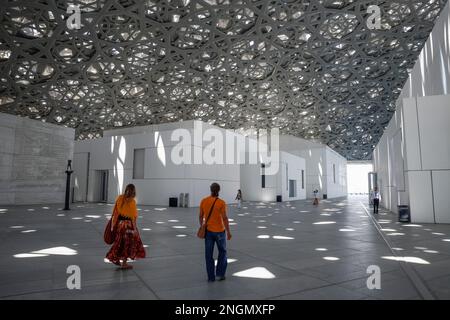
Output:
[347,163,373,194]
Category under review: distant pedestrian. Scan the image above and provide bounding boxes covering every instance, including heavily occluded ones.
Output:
[371,187,381,214]
[106,184,146,269]
[199,183,232,282]
[235,189,242,209]
[313,189,319,205]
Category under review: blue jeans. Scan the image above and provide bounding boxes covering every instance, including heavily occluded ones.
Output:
[205,230,227,281]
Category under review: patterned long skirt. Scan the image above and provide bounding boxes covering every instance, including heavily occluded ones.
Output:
[106,220,146,265]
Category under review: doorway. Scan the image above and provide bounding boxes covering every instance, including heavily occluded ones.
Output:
[347,162,373,196]
[97,170,109,203]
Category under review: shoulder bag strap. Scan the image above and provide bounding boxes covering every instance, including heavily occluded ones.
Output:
[204,198,218,227]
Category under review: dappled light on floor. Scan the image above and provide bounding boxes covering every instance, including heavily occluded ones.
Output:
[21,230,36,233]
[14,253,48,258]
[323,257,340,261]
[273,236,294,240]
[14,246,77,258]
[215,258,237,266]
[382,256,430,265]
[233,267,276,279]
[313,221,336,225]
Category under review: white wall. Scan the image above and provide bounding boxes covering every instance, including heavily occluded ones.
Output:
[398,2,450,99]
[0,113,75,205]
[279,135,347,199]
[325,147,348,198]
[74,120,242,207]
[240,151,306,202]
[373,1,450,223]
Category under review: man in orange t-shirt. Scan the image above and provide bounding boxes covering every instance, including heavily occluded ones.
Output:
[199,183,232,282]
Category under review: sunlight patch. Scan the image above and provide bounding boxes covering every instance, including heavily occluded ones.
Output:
[233,267,275,279]
[313,221,336,225]
[381,256,430,265]
[323,256,340,261]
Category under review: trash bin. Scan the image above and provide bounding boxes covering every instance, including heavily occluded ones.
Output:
[169,197,178,207]
[398,205,410,223]
[323,194,328,200]
[276,195,282,202]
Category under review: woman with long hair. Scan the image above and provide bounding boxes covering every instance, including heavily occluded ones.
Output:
[106,184,146,269]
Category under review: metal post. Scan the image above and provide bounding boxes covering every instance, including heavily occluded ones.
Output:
[64,160,74,210]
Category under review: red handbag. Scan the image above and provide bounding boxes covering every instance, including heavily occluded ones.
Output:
[104,204,118,245]
[104,219,116,244]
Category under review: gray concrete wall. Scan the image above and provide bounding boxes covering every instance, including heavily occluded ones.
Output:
[0,113,75,205]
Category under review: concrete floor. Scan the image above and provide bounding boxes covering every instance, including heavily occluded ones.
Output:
[0,196,449,300]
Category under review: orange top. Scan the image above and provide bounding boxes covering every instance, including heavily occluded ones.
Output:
[113,195,138,220]
[199,196,227,232]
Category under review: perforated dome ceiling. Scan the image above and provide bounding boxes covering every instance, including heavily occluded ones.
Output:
[0,0,447,160]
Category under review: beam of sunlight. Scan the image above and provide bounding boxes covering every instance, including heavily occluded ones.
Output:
[432,232,445,236]
[323,256,340,261]
[14,253,48,258]
[85,215,101,219]
[257,226,267,229]
[32,247,78,256]
[21,230,36,233]
[313,221,336,225]
[142,228,151,231]
[215,258,237,266]
[155,131,167,167]
[168,220,179,222]
[273,236,294,240]
[381,228,397,232]
[257,235,270,239]
[315,248,328,251]
[381,256,430,265]
[172,226,187,229]
[339,228,355,232]
[404,224,423,228]
[176,234,187,237]
[387,233,405,236]
[154,208,167,211]
[424,250,439,254]
[233,267,276,279]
